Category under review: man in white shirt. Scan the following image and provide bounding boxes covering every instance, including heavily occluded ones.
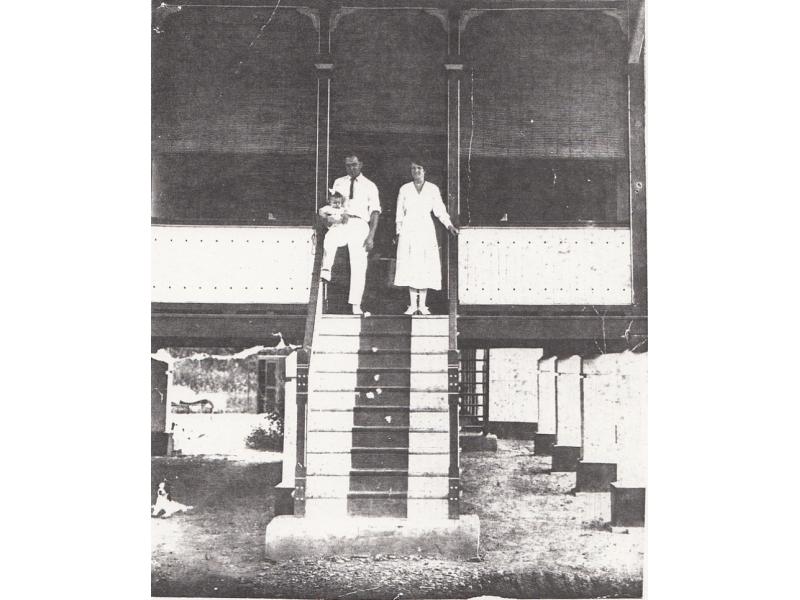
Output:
[327,153,381,315]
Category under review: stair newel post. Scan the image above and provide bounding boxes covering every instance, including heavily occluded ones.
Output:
[482,350,490,436]
[448,349,461,519]
[294,348,309,517]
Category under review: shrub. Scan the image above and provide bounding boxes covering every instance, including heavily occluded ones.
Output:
[245,412,284,451]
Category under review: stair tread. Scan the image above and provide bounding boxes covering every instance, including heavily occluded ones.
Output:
[350,447,408,453]
[346,491,407,497]
[349,469,408,475]
[318,333,447,337]
[320,315,447,319]
[314,386,447,390]
[310,406,448,412]
[310,447,449,454]
[351,446,448,451]
[310,427,446,432]
[313,350,449,354]
[312,367,447,373]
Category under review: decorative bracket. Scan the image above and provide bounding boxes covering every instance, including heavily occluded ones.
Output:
[627,1,645,64]
[421,8,449,34]
[152,2,182,35]
[293,7,320,33]
[458,8,486,36]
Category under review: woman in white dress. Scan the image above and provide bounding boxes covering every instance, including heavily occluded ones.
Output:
[394,160,458,315]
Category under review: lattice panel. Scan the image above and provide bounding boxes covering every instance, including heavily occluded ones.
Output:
[152,226,315,303]
[458,227,633,305]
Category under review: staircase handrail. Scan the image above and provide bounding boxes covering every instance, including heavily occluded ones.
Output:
[293,217,326,516]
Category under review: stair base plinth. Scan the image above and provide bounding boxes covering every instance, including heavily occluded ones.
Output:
[265,515,480,560]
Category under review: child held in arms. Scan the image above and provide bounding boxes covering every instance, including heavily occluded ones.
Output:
[319,190,349,282]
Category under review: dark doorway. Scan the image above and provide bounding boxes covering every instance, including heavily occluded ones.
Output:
[327,9,449,315]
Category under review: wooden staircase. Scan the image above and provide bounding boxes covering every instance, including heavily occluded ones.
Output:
[304,314,453,519]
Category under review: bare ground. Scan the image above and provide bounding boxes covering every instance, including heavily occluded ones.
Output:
[152,440,643,598]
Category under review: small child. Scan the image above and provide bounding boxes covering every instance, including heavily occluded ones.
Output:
[318,190,350,282]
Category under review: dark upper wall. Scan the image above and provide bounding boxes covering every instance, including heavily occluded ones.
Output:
[152,1,637,227]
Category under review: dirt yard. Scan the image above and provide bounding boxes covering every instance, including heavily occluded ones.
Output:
[152,440,644,598]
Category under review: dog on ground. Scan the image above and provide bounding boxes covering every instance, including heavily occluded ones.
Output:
[170,399,214,414]
[151,480,193,518]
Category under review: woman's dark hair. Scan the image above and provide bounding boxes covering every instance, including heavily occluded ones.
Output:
[409,155,428,170]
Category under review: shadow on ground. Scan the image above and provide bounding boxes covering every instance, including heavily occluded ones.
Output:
[152,441,643,598]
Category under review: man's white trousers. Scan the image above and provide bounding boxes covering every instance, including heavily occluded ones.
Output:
[321,218,369,306]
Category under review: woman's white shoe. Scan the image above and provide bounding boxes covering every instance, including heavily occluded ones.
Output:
[403,305,417,315]
[418,306,431,315]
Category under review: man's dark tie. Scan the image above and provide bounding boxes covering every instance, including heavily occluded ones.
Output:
[349,177,355,200]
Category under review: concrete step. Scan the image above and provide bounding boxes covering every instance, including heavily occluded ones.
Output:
[303,497,451,520]
[312,352,449,371]
[349,469,408,493]
[307,475,450,498]
[347,492,407,518]
[308,405,410,428]
[309,390,449,411]
[306,452,449,476]
[314,335,448,354]
[306,431,405,452]
[353,388,411,406]
[311,374,447,392]
[349,447,408,470]
[315,333,410,353]
[352,426,408,448]
[307,410,449,433]
[313,368,413,387]
[307,431,451,455]
[317,315,448,336]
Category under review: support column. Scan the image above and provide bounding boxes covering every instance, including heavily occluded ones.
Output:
[576,354,621,492]
[315,60,333,211]
[610,352,647,528]
[552,355,582,472]
[628,46,647,310]
[445,10,463,518]
[487,349,543,439]
[445,14,464,349]
[534,356,557,455]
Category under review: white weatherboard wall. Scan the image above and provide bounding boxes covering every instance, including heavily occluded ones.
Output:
[152,226,315,303]
[489,349,544,424]
[459,227,632,305]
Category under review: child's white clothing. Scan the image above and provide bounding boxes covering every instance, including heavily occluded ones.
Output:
[319,204,351,287]
[319,204,346,226]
